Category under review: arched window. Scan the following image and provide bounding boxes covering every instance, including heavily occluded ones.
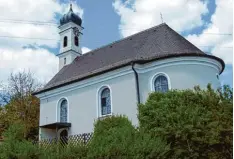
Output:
[74,36,79,46]
[60,99,68,122]
[63,36,67,47]
[216,73,219,80]
[100,88,111,115]
[64,57,66,65]
[154,75,169,93]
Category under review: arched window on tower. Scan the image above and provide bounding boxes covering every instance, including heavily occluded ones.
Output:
[60,99,68,122]
[74,36,79,46]
[63,36,68,47]
[64,58,66,65]
[100,88,111,116]
[154,75,169,93]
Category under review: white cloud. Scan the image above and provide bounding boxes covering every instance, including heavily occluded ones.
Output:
[113,0,208,37]
[113,0,233,66]
[187,0,233,65]
[60,2,84,19]
[82,47,91,54]
[0,0,88,85]
[0,46,90,85]
[0,48,58,85]
[0,0,84,49]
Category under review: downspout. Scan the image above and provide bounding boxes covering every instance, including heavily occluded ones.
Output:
[131,62,140,104]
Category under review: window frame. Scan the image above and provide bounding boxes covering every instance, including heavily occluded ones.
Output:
[96,86,113,118]
[74,36,79,46]
[151,72,171,92]
[64,57,66,65]
[216,73,220,80]
[63,36,68,47]
[57,97,69,123]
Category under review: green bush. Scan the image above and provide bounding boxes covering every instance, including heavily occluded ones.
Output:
[0,124,88,159]
[138,84,233,158]
[38,141,88,159]
[88,115,136,158]
[88,115,170,159]
[0,124,40,159]
[62,144,88,159]
[132,131,170,159]
[1,84,232,159]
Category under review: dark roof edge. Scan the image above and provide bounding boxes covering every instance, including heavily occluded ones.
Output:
[33,53,224,96]
[139,53,225,73]
[57,49,81,56]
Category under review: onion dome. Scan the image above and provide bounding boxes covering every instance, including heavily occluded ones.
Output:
[60,4,82,26]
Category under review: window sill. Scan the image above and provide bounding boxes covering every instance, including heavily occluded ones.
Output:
[98,114,113,120]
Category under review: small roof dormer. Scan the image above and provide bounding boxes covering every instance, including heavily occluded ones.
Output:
[60,4,82,26]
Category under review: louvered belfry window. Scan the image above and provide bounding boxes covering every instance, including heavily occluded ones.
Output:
[64,36,68,47]
[75,36,79,46]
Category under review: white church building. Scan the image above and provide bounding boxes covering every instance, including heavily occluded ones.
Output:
[34,5,225,140]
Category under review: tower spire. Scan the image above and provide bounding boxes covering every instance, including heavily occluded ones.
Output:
[70,0,73,11]
[58,0,82,70]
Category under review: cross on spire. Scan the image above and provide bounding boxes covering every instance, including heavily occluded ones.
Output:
[160,12,164,23]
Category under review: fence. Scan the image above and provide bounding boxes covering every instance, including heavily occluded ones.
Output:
[33,132,93,147]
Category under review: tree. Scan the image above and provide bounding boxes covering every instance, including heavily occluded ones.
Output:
[0,71,42,140]
[0,71,41,105]
[138,84,233,158]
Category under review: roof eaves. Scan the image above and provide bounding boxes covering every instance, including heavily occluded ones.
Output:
[33,59,133,95]
[33,52,224,96]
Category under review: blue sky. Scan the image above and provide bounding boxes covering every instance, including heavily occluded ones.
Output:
[0,0,232,87]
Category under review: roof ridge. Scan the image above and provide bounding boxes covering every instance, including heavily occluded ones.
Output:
[75,23,167,60]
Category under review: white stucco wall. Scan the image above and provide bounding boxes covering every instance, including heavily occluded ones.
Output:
[37,56,223,139]
[135,57,222,103]
[39,128,56,140]
[59,22,82,54]
[58,22,82,70]
[38,66,138,138]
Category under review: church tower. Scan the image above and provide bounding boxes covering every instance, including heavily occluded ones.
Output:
[58,4,83,70]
